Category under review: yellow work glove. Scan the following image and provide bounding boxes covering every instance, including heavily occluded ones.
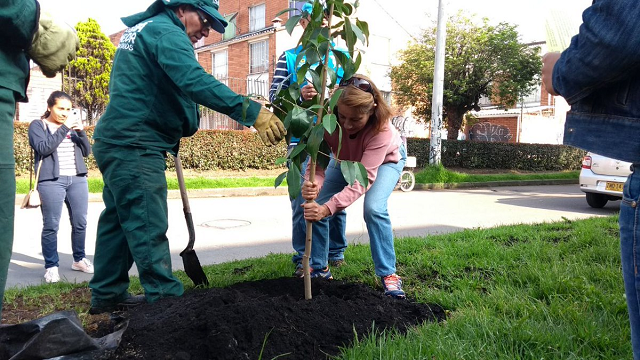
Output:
[254,107,286,146]
[28,11,80,78]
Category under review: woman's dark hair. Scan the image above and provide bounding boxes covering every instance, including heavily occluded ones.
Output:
[41,91,72,119]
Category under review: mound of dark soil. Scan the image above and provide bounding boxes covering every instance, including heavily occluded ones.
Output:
[106,277,445,360]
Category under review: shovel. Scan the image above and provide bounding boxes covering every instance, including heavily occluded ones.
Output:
[174,154,209,287]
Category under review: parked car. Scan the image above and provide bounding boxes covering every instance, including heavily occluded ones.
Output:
[579,153,632,208]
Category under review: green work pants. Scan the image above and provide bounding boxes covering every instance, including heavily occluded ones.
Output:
[89,140,183,306]
[0,87,16,319]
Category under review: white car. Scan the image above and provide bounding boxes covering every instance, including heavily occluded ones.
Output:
[579,153,632,208]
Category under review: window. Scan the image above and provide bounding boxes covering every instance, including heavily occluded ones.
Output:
[249,4,265,32]
[249,40,269,74]
[288,1,305,18]
[223,13,237,41]
[213,50,228,83]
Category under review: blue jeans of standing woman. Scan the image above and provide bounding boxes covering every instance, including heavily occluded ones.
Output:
[310,144,406,275]
[621,165,640,359]
[38,175,89,269]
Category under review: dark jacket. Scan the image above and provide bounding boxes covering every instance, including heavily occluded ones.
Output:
[553,0,640,163]
[28,119,92,181]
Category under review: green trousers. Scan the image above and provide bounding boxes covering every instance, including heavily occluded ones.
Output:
[0,87,16,320]
[89,140,183,306]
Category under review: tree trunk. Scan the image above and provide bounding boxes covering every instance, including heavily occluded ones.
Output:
[445,107,465,140]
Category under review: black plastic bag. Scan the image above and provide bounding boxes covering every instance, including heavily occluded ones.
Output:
[0,310,128,360]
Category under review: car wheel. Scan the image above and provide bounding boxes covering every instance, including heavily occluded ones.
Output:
[586,192,608,208]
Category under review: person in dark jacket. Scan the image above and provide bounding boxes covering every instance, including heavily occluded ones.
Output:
[29,91,92,284]
[0,0,78,319]
[542,1,640,358]
[88,0,286,314]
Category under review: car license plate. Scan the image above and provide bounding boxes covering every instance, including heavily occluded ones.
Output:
[605,182,624,192]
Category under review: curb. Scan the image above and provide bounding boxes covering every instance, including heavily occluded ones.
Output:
[15,179,579,205]
[414,178,578,190]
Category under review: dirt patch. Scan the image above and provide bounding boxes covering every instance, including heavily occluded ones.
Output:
[96,277,445,360]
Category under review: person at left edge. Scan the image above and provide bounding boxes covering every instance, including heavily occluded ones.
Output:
[88,0,285,314]
[0,0,79,321]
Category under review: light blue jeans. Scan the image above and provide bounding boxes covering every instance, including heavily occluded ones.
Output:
[310,144,406,276]
[621,165,640,360]
[289,150,347,265]
[38,175,89,269]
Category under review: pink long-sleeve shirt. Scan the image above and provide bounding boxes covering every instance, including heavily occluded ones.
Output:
[308,122,403,215]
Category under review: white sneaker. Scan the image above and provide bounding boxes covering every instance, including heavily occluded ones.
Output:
[44,267,60,283]
[71,258,94,274]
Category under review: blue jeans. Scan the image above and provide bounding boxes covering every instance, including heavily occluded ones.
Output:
[289,149,347,264]
[621,166,640,360]
[310,144,406,276]
[38,175,89,269]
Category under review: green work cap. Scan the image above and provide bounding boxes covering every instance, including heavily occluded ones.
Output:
[122,0,228,33]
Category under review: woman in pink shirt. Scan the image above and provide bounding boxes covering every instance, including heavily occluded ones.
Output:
[301,74,407,299]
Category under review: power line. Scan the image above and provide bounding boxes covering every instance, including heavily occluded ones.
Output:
[370,0,420,42]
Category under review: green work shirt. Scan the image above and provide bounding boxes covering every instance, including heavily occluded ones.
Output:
[94,9,261,152]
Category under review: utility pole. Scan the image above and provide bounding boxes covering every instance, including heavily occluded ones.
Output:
[430,0,446,165]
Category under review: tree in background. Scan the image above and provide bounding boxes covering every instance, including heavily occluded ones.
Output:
[390,12,541,140]
[63,18,115,125]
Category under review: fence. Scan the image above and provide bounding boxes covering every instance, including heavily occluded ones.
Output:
[199,76,270,130]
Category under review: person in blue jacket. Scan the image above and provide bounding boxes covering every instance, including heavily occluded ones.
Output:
[88,0,286,314]
[542,1,640,358]
[0,0,78,320]
[269,2,347,277]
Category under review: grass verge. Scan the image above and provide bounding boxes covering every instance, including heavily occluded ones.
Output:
[3,215,629,359]
[14,165,579,194]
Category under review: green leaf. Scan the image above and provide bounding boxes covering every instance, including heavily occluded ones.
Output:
[329,88,344,110]
[307,124,325,161]
[317,141,332,170]
[355,19,370,46]
[322,113,337,134]
[290,106,313,138]
[275,171,288,188]
[340,160,368,188]
[285,15,302,35]
[290,142,307,159]
[286,165,302,199]
[343,17,356,55]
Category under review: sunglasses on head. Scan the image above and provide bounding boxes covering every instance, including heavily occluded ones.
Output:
[195,9,212,30]
[339,77,374,95]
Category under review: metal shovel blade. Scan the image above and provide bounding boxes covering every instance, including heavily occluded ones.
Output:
[180,247,209,287]
[175,154,209,287]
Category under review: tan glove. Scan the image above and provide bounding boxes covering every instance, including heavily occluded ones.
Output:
[28,11,80,78]
[254,107,286,146]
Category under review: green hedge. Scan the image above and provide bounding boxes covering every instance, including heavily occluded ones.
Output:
[13,122,584,175]
[13,122,287,175]
[407,138,585,171]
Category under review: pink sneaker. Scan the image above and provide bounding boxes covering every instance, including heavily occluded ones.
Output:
[381,273,405,299]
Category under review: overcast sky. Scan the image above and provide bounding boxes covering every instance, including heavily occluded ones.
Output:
[39,0,591,43]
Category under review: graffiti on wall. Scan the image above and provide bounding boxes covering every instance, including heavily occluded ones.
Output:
[469,122,513,142]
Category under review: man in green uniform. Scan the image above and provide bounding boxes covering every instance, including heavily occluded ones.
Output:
[88,0,286,314]
[0,0,78,320]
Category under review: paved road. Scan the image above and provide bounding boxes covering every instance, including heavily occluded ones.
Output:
[7,184,620,289]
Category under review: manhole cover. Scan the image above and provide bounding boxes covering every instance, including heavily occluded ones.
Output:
[201,219,251,229]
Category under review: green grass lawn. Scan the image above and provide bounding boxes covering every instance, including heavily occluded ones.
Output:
[4,215,630,359]
[14,166,580,194]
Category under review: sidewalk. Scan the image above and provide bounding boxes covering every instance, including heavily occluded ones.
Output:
[8,178,582,289]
